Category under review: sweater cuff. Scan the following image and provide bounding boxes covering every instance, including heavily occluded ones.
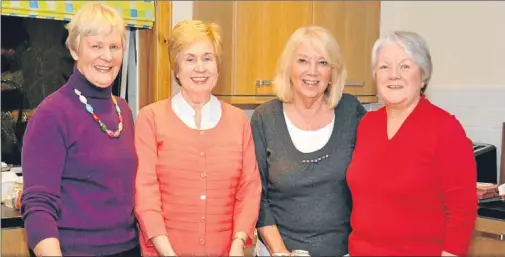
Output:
[256,210,276,228]
[24,211,59,250]
[137,211,168,247]
[442,231,473,256]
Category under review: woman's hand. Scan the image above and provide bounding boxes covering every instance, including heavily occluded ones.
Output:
[151,235,176,256]
[441,251,457,256]
[229,239,245,256]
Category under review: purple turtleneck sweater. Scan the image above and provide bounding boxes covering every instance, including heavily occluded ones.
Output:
[21,67,138,256]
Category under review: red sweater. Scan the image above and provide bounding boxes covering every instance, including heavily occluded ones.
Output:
[347,96,477,256]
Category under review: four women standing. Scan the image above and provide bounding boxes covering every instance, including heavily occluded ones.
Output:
[20,3,477,256]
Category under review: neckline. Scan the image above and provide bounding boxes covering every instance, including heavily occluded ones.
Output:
[383,95,426,142]
[68,65,113,99]
[166,97,226,133]
[283,110,335,133]
[276,99,339,159]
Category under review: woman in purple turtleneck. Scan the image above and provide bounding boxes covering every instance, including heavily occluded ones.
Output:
[21,3,139,256]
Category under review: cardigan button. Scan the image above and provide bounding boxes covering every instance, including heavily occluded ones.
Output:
[200,238,205,244]
[200,194,207,200]
[201,173,207,178]
[200,152,205,156]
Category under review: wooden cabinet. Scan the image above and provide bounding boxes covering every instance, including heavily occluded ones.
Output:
[193,1,380,105]
[235,1,313,98]
[1,228,29,257]
[313,1,380,103]
[469,217,505,256]
[138,1,171,109]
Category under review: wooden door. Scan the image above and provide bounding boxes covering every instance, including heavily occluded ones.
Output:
[193,1,235,96]
[312,1,380,98]
[235,1,313,97]
[1,228,30,257]
[469,217,505,256]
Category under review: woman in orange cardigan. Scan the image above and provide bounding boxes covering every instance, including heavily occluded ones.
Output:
[134,20,261,256]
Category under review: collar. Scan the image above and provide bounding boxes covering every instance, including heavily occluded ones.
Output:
[171,92,222,130]
[68,65,113,99]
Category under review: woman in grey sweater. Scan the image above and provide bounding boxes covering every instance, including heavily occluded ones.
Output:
[251,26,366,256]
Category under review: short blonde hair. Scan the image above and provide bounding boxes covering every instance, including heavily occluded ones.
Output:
[65,3,126,52]
[169,20,222,85]
[274,26,347,108]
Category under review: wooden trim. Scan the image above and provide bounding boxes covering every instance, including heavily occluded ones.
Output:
[138,1,172,109]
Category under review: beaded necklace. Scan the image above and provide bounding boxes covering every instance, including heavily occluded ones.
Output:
[73,88,123,138]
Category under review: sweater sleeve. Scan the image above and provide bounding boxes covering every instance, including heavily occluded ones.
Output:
[233,114,262,242]
[436,116,477,256]
[134,106,167,246]
[21,107,65,250]
[250,110,276,228]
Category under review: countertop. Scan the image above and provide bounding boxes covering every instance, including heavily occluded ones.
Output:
[1,204,23,229]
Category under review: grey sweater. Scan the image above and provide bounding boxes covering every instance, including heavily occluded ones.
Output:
[250,94,366,256]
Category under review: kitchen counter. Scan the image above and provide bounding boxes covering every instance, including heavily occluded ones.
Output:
[1,204,23,229]
[478,201,505,220]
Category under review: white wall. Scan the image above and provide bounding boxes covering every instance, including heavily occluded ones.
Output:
[380,1,505,180]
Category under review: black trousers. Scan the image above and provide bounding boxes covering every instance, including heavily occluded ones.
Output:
[29,245,141,257]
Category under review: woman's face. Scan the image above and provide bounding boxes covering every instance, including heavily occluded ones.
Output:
[176,40,219,101]
[290,42,332,101]
[375,43,424,107]
[70,29,124,88]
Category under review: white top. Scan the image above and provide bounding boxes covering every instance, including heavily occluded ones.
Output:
[171,92,222,130]
[284,112,335,153]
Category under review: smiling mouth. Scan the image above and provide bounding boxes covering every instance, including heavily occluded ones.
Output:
[302,79,319,85]
[94,65,112,72]
[192,77,209,83]
[387,85,403,89]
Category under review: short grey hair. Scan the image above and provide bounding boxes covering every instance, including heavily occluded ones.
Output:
[371,31,433,93]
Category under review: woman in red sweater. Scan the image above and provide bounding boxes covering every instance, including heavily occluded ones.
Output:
[346,31,477,256]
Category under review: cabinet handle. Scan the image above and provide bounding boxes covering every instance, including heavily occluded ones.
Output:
[345,81,365,87]
[256,80,273,87]
[475,230,505,241]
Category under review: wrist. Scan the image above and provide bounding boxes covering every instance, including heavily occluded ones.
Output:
[271,248,291,256]
[232,232,247,246]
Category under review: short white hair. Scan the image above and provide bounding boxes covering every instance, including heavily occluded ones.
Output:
[371,31,433,93]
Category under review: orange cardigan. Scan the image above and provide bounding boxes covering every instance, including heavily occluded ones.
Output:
[134,99,261,256]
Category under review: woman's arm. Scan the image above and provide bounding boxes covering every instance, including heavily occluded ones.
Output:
[436,116,478,256]
[230,115,262,256]
[250,111,290,255]
[134,107,175,256]
[21,108,65,256]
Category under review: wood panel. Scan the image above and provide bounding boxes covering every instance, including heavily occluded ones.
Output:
[138,1,171,109]
[469,217,505,256]
[1,228,29,257]
[235,1,312,96]
[312,1,380,97]
[193,1,235,96]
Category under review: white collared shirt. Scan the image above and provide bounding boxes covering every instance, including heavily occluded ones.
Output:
[171,92,222,130]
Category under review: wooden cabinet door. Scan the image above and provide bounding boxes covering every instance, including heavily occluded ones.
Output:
[312,1,380,97]
[235,1,312,96]
[193,1,235,96]
[469,217,505,256]
[1,228,30,257]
